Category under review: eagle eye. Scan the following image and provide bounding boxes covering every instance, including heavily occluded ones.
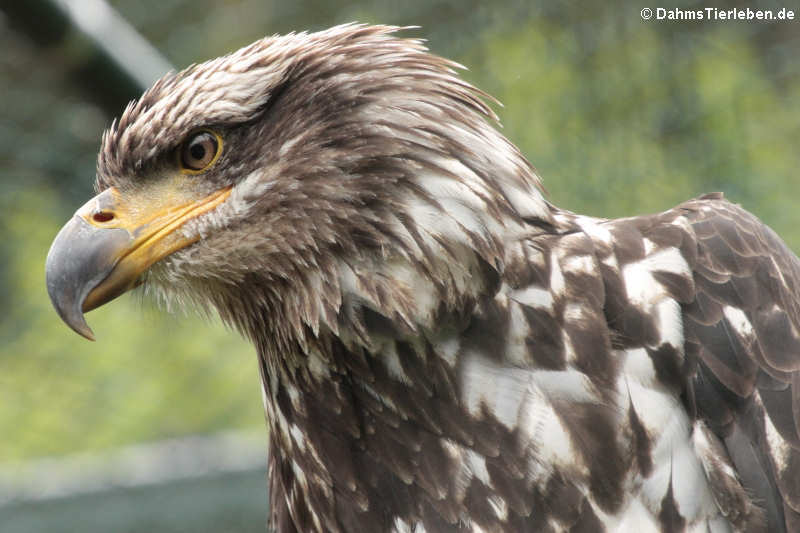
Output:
[179,130,222,173]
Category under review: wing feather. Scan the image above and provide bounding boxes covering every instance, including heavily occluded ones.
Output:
[680,196,800,532]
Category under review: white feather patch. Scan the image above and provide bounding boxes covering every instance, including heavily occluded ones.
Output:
[760,391,792,470]
[383,342,411,385]
[520,394,579,477]
[461,354,530,429]
[654,298,684,351]
[549,250,566,295]
[621,348,657,387]
[623,247,690,307]
[510,286,554,311]
[576,217,613,245]
[723,306,754,340]
[465,449,490,486]
[563,255,595,275]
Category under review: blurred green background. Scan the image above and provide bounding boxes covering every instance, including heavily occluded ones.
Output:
[1,0,798,531]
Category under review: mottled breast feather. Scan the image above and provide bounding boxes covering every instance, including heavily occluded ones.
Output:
[262,193,800,533]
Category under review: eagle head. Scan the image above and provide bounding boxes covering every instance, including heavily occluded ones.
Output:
[46,23,549,354]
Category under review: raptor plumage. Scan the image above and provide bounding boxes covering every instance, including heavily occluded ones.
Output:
[46,24,800,532]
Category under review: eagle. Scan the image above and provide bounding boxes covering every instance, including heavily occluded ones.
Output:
[45,24,800,532]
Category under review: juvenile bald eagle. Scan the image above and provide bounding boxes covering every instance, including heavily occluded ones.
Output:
[46,24,800,532]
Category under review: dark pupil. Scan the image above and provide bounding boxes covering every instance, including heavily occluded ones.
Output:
[189,140,207,161]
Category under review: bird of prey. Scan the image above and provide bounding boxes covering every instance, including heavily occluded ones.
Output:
[46,24,800,532]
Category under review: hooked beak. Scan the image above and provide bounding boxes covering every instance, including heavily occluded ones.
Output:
[45,185,231,340]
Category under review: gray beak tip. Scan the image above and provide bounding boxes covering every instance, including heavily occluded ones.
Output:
[45,215,123,342]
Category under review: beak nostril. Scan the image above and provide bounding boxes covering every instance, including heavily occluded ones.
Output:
[93,212,115,223]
